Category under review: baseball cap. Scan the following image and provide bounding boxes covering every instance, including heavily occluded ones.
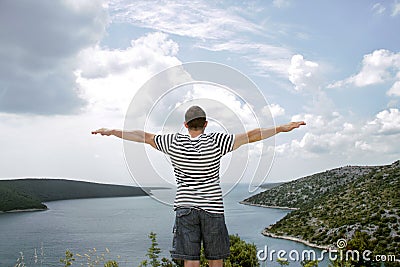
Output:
[184,106,206,123]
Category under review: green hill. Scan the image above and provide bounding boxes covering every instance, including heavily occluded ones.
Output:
[243,165,376,209]
[0,179,150,212]
[242,160,400,259]
[0,185,47,212]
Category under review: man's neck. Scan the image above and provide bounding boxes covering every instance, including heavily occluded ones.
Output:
[188,130,204,138]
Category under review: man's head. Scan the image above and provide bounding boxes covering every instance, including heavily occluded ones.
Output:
[184,106,207,131]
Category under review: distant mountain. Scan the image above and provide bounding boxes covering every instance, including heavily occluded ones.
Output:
[242,161,399,260]
[0,179,150,212]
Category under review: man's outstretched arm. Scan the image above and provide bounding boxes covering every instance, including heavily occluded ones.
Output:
[91,128,157,149]
[233,121,306,150]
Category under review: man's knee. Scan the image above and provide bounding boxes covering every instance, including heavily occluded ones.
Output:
[208,259,223,267]
[184,260,200,267]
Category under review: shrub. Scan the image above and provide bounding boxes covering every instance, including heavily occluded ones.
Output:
[144,233,259,267]
[53,232,259,267]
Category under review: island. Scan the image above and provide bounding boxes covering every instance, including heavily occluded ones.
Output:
[0,178,159,212]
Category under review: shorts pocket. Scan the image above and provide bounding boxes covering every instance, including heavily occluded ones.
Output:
[175,208,201,248]
[204,212,225,235]
[176,208,192,218]
[205,212,224,218]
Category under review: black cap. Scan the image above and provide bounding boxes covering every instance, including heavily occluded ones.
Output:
[185,106,206,123]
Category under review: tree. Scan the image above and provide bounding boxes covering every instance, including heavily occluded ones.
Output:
[139,232,175,267]
[301,259,319,267]
[147,232,162,267]
[225,234,259,267]
[276,258,289,266]
[60,250,75,267]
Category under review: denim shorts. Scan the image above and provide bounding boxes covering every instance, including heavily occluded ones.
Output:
[170,207,230,261]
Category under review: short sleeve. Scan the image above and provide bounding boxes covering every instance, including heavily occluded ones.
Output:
[210,132,235,156]
[154,134,175,154]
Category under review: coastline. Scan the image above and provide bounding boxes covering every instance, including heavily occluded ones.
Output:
[262,228,331,250]
[0,208,48,214]
[240,201,331,250]
[239,201,299,211]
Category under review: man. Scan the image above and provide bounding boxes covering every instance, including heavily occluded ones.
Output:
[92,105,305,267]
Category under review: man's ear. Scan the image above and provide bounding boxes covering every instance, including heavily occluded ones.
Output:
[184,122,189,129]
[204,121,208,128]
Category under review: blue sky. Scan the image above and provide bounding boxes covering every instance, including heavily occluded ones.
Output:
[0,0,399,186]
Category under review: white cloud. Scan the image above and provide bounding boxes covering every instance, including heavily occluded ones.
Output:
[328,50,400,96]
[387,72,400,96]
[197,40,293,77]
[108,0,262,40]
[371,1,400,17]
[273,0,291,8]
[287,113,347,156]
[288,54,320,92]
[387,81,400,96]
[76,32,181,115]
[372,3,386,15]
[291,112,342,135]
[392,0,400,16]
[365,108,400,135]
[279,109,400,162]
[268,104,285,118]
[355,140,373,151]
[108,0,297,78]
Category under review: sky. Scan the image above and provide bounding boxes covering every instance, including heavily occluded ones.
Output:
[0,0,399,187]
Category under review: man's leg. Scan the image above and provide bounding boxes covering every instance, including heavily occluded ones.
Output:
[208,259,223,267]
[200,211,230,265]
[184,260,200,267]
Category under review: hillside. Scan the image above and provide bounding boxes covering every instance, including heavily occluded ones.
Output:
[259,182,284,190]
[0,186,47,212]
[242,165,376,209]
[0,179,150,212]
[242,161,400,259]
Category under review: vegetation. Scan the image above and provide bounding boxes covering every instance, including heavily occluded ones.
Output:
[0,178,149,212]
[140,232,259,267]
[243,165,376,209]
[243,160,400,266]
[259,182,284,190]
[60,248,119,267]
[139,232,174,267]
[43,232,258,267]
[0,185,47,211]
[59,234,400,267]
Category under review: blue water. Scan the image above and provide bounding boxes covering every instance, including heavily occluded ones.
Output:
[0,184,327,266]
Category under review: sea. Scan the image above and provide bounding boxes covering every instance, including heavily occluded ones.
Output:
[0,184,329,267]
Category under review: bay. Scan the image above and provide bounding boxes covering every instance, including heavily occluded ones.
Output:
[0,184,327,266]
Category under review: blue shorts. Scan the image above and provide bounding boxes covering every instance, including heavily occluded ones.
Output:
[170,207,230,261]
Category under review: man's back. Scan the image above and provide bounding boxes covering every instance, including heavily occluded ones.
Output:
[154,132,234,214]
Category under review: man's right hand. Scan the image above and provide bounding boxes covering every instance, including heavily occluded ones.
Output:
[277,121,306,133]
[91,128,114,136]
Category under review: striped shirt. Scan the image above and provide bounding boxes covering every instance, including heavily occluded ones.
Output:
[154,132,235,214]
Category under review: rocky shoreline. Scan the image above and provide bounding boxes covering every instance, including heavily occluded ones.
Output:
[0,208,48,214]
[239,201,299,211]
[262,228,331,250]
[240,201,331,250]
